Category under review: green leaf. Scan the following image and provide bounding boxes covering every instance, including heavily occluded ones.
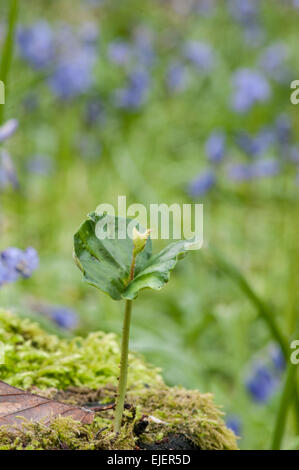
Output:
[74,212,193,301]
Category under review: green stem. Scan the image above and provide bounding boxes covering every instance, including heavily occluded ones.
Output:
[114,299,133,434]
[271,363,297,450]
[206,249,299,429]
[208,249,288,356]
[114,252,136,434]
[0,0,19,124]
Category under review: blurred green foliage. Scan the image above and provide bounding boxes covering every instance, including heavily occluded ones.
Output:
[1,0,299,449]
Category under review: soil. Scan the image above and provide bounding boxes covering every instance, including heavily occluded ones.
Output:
[138,433,199,450]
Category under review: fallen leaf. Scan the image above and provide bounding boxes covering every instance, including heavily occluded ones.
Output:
[0,380,94,429]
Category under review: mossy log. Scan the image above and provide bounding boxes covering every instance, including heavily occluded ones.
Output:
[0,310,238,450]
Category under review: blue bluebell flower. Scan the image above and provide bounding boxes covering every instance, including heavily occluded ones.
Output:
[0,247,39,286]
[226,415,242,436]
[188,170,216,197]
[34,303,79,330]
[84,98,105,126]
[236,128,275,157]
[246,363,279,403]
[166,62,188,93]
[114,68,150,110]
[0,150,19,190]
[79,21,99,46]
[184,41,215,71]
[250,158,280,179]
[108,41,131,66]
[228,0,259,26]
[231,68,271,113]
[133,26,155,68]
[227,0,263,47]
[48,52,95,100]
[0,249,20,284]
[0,119,19,143]
[17,21,54,69]
[289,146,299,163]
[0,262,8,286]
[275,114,292,146]
[228,158,279,181]
[205,131,226,163]
[243,23,264,48]
[254,127,276,155]
[195,0,215,16]
[50,306,79,329]
[227,163,252,182]
[259,42,290,84]
[235,132,259,156]
[17,247,39,278]
[270,346,286,373]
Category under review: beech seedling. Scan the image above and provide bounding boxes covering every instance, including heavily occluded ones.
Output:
[74,211,195,433]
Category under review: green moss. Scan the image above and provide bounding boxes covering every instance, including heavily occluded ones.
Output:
[0,385,238,450]
[0,309,162,390]
[0,310,238,450]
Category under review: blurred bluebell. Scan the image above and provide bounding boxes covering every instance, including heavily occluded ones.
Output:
[188,170,216,197]
[84,98,105,126]
[275,114,292,146]
[226,415,242,436]
[228,0,259,26]
[166,62,189,93]
[289,146,299,163]
[48,52,95,100]
[50,306,79,329]
[254,127,276,155]
[227,163,252,182]
[79,21,99,46]
[108,41,131,66]
[228,159,279,181]
[259,42,290,84]
[235,132,257,156]
[246,363,279,403]
[0,150,19,190]
[34,303,79,330]
[17,21,55,69]
[0,247,39,286]
[195,0,215,16]
[227,0,264,47]
[0,248,21,284]
[27,154,54,176]
[0,261,8,287]
[244,23,265,48]
[114,68,150,110]
[0,119,19,142]
[184,41,215,71]
[133,26,155,68]
[250,158,280,179]
[205,131,226,163]
[270,346,286,373]
[231,68,271,113]
[17,247,39,278]
[236,128,275,157]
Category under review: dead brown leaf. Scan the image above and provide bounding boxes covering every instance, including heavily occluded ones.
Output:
[0,380,94,429]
